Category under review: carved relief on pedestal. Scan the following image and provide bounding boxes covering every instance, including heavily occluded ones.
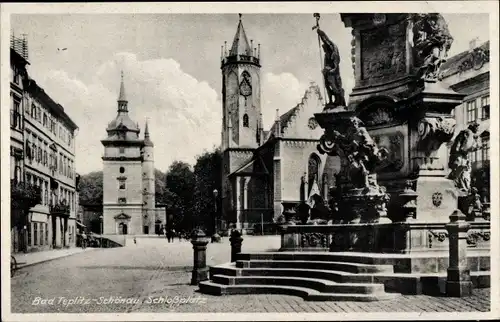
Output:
[417,116,456,152]
[360,20,406,82]
[372,133,405,173]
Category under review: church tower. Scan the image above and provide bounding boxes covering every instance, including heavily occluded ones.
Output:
[101,72,144,235]
[221,14,262,151]
[220,14,262,228]
[141,120,155,234]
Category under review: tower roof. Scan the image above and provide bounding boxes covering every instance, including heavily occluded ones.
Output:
[118,71,127,102]
[143,119,154,147]
[229,14,252,56]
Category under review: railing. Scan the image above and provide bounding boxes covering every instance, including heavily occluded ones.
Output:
[50,202,70,216]
[280,221,491,253]
[238,208,274,224]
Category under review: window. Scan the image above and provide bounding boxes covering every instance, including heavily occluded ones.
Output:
[28,223,32,246]
[120,166,125,174]
[243,114,249,127]
[33,223,38,246]
[32,141,37,163]
[481,134,490,162]
[466,100,477,123]
[119,180,126,190]
[118,197,127,204]
[308,154,321,195]
[40,224,44,246]
[37,107,42,122]
[11,97,22,130]
[45,223,49,245]
[119,147,125,154]
[44,149,48,166]
[44,181,49,205]
[480,95,490,120]
[43,113,48,127]
[468,150,478,164]
[31,104,37,119]
[12,66,20,84]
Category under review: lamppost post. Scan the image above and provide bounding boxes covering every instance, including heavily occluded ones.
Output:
[100,214,104,248]
[212,189,221,243]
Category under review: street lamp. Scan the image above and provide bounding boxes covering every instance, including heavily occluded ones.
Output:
[99,214,104,248]
[212,189,221,243]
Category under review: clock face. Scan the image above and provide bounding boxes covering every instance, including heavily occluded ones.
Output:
[308,117,318,130]
[239,78,252,97]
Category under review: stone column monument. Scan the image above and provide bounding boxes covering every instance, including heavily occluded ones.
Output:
[334,13,466,223]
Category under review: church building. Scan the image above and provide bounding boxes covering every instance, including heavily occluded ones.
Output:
[220,16,340,233]
[101,73,163,235]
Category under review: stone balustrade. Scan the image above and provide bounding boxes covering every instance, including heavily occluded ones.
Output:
[280,221,490,254]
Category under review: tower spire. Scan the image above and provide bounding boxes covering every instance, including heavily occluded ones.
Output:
[143,118,154,146]
[229,13,252,56]
[117,71,128,112]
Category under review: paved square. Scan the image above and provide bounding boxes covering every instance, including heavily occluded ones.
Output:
[10,236,490,313]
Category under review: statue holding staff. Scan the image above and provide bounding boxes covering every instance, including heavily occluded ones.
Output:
[312,14,346,107]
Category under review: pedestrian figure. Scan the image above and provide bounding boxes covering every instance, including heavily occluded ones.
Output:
[133,237,137,245]
[81,232,87,249]
[167,229,171,243]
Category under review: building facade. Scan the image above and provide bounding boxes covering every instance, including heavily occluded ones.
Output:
[10,34,79,252]
[101,74,162,235]
[441,39,490,202]
[220,17,339,233]
[10,37,31,253]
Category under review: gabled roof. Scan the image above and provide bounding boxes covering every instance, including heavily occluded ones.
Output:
[229,18,252,56]
[229,154,269,177]
[267,84,323,140]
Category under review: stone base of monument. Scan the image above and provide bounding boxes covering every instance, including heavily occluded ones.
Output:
[199,251,490,298]
[198,220,490,299]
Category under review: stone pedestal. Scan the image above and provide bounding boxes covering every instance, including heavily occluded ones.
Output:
[446,210,472,297]
[190,229,209,285]
[229,229,243,263]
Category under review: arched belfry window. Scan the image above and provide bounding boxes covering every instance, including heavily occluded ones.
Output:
[308,154,321,195]
[243,114,249,127]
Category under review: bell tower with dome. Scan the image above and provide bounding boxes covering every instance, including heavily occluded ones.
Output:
[101,72,156,235]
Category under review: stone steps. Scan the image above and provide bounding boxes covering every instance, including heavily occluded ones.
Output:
[211,274,386,294]
[198,251,491,300]
[235,259,394,274]
[199,281,398,302]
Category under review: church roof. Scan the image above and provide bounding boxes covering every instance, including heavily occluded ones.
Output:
[106,72,140,133]
[143,119,154,146]
[118,72,127,102]
[106,114,140,132]
[267,84,323,139]
[229,154,269,177]
[229,16,252,56]
[441,40,490,78]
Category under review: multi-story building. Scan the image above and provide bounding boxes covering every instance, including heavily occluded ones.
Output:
[441,39,490,202]
[10,35,33,253]
[23,78,79,251]
[101,73,163,235]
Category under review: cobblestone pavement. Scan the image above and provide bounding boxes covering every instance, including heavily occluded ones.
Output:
[10,236,491,314]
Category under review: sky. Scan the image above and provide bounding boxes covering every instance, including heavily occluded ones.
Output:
[11,13,490,175]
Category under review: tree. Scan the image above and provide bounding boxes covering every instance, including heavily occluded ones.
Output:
[165,161,195,231]
[78,171,103,205]
[192,148,222,232]
[78,169,170,206]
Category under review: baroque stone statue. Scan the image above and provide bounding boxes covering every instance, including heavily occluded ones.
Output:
[322,117,388,190]
[315,28,347,107]
[411,13,453,82]
[448,121,480,192]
